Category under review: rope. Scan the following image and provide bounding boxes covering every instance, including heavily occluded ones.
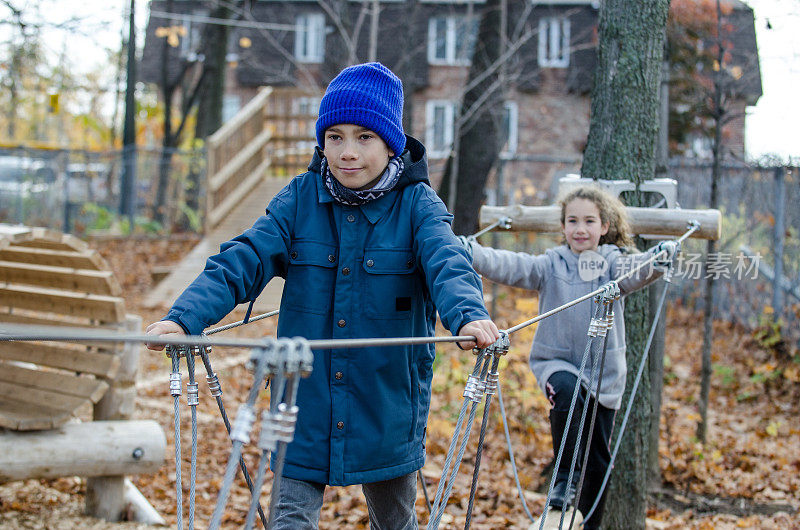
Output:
[428,353,487,528]
[168,350,183,530]
[243,368,287,530]
[464,353,501,530]
[205,309,280,335]
[567,304,611,530]
[198,345,268,529]
[538,302,603,530]
[267,375,301,528]
[471,216,512,240]
[582,275,672,522]
[185,348,198,530]
[418,470,433,514]
[208,346,271,530]
[497,383,535,522]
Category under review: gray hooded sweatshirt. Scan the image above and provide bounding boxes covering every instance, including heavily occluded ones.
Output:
[470,242,663,409]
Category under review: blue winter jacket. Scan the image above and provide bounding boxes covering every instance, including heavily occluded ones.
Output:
[164,136,490,485]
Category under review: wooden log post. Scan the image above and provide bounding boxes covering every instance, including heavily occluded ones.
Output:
[86,314,151,522]
[0,420,165,482]
[480,205,722,240]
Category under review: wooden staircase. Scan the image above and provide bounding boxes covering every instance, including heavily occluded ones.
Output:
[144,87,319,313]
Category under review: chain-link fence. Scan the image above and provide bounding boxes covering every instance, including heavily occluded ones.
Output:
[670,160,799,347]
[0,145,206,235]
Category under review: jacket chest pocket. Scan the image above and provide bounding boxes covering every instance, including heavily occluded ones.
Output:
[283,240,338,315]
[362,248,418,320]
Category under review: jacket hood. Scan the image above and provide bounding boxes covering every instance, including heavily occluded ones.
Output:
[308,135,430,189]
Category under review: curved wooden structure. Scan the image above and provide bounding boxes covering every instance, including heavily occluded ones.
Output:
[0,227,125,430]
[0,224,165,523]
[0,226,127,430]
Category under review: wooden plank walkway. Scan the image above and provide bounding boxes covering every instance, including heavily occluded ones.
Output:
[143,176,292,313]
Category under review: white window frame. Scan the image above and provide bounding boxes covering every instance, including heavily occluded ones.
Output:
[425,100,457,158]
[501,101,518,156]
[294,13,325,63]
[538,16,570,68]
[427,15,476,66]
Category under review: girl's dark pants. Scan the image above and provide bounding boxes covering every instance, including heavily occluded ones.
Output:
[546,371,616,530]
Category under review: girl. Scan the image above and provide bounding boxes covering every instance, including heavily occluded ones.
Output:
[462,185,676,530]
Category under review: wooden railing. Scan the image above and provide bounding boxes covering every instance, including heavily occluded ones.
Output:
[205,87,319,230]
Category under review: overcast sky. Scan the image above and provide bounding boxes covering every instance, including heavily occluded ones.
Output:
[25,0,800,161]
[743,0,800,161]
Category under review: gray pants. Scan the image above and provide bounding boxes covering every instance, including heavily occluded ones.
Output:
[271,472,419,529]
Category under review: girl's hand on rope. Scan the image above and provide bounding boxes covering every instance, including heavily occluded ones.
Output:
[654,240,680,266]
[457,319,501,350]
[145,320,186,351]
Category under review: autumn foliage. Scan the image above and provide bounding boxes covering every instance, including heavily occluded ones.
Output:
[0,237,797,529]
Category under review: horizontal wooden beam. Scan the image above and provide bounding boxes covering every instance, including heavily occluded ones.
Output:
[0,246,106,269]
[0,260,121,296]
[479,205,721,240]
[0,420,165,482]
[0,341,120,378]
[0,284,125,322]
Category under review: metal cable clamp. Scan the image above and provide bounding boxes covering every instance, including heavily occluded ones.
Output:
[259,403,300,452]
[484,372,499,395]
[169,372,182,397]
[463,374,485,403]
[230,405,256,445]
[187,382,199,406]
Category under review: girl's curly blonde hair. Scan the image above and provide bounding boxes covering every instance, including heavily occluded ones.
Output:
[558,185,634,249]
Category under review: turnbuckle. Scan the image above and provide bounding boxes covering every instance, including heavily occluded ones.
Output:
[231,405,256,444]
[259,403,300,452]
[463,374,485,403]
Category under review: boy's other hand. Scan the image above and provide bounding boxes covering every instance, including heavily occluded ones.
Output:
[145,320,186,351]
[457,319,501,350]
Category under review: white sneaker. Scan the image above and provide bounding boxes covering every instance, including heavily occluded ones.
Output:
[528,506,584,530]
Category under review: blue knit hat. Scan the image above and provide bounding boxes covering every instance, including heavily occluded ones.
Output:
[316,62,406,157]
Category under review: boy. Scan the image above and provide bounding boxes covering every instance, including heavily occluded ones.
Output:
[146,62,498,529]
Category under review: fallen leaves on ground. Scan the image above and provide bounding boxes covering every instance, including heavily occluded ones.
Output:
[0,238,797,529]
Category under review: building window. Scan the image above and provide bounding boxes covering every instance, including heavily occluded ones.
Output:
[295,13,325,63]
[426,100,457,158]
[427,16,478,66]
[538,16,570,68]
[500,101,518,156]
[173,11,206,61]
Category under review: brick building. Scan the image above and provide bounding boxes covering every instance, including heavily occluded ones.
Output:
[141,0,761,204]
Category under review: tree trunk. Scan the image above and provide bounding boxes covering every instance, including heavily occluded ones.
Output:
[437,0,504,235]
[580,0,669,527]
[195,5,231,140]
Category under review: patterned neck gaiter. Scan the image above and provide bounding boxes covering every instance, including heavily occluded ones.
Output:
[322,156,405,206]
